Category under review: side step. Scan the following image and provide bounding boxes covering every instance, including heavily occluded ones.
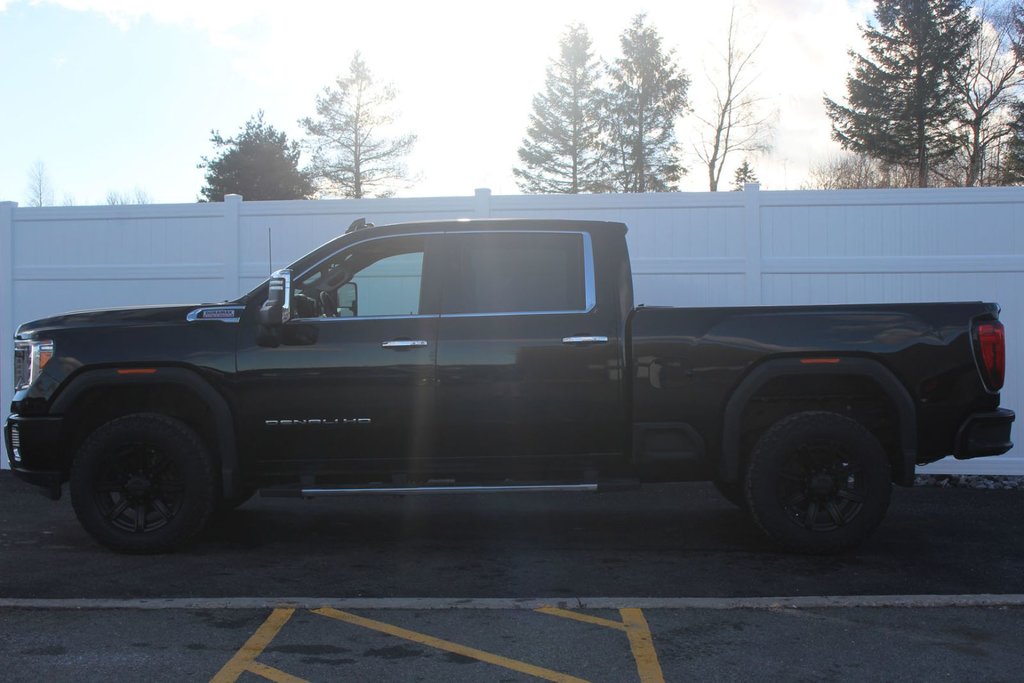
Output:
[260,481,639,498]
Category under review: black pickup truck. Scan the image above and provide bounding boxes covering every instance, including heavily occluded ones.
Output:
[4,218,1015,554]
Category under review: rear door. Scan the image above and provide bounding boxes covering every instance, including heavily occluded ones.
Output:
[434,230,622,476]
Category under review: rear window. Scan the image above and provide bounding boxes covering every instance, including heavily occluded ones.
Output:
[442,233,587,315]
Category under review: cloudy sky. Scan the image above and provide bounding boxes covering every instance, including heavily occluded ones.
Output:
[0,0,874,205]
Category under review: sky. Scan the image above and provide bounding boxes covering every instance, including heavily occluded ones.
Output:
[0,0,876,205]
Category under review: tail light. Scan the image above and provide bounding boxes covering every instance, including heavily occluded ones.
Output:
[975,321,1005,391]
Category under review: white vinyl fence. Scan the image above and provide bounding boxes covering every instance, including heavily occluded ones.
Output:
[2,185,1023,474]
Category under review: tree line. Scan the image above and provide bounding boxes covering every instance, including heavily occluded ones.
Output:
[22,1,1024,205]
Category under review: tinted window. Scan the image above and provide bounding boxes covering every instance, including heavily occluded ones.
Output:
[443,233,586,314]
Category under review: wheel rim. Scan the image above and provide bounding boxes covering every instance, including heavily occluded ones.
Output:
[776,439,867,532]
[92,442,185,533]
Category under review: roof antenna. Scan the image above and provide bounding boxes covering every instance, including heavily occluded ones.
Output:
[268,227,273,274]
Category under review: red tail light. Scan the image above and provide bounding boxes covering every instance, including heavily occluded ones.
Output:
[976,321,1005,391]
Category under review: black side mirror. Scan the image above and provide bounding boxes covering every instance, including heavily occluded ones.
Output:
[259,269,292,327]
[338,281,358,317]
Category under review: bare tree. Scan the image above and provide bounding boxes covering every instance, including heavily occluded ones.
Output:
[105,188,152,205]
[953,2,1023,186]
[693,6,774,191]
[25,160,54,207]
[804,153,916,190]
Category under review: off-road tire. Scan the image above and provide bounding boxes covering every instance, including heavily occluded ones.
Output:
[744,411,891,554]
[70,413,216,553]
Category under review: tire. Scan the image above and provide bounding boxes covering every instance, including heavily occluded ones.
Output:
[744,411,891,554]
[70,414,216,553]
[713,479,747,508]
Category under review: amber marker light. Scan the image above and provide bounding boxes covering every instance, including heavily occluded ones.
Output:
[116,368,158,375]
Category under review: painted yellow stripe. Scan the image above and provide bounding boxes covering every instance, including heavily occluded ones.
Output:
[620,608,666,683]
[209,608,306,683]
[314,607,591,683]
[535,606,627,631]
[246,662,309,683]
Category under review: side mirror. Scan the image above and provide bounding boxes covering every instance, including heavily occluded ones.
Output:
[259,269,292,327]
[338,282,358,317]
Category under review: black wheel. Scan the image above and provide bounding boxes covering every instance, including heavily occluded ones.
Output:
[713,479,747,508]
[70,414,216,553]
[744,411,891,554]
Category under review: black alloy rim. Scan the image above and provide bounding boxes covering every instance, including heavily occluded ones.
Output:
[93,443,185,533]
[776,439,866,532]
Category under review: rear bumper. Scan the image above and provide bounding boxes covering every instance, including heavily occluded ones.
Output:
[4,414,65,499]
[955,409,1015,460]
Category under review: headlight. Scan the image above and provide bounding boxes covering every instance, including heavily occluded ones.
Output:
[14,339,53,391]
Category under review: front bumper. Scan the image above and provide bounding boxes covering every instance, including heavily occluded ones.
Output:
[955,408,1015,460]
[4,414,65,499]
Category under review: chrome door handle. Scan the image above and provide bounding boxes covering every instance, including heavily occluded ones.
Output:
[562,336,609,345]
[381,340,429,348]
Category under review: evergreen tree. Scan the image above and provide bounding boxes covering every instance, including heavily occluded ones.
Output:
[731,159,759,190]
[1004,100,1024,184]
[199,112,313,202]
[604,14,690,192]
[514,25,607,194]
[301,52,416,199]
[824,0,979,187]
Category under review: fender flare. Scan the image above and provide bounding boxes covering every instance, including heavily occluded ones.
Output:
[719,357,917,486]
[51,367,239,498]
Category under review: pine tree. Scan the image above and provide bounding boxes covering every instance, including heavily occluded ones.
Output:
[301,52,416,199]
[824,0,979,187]
[514,25,607,194]
[731,159,759,190]
[1004,100,1024,184]
[604,14,690,193]
[199,112,314,202]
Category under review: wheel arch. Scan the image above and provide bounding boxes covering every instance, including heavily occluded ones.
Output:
[52,367,239,499]
[719,357,917,486]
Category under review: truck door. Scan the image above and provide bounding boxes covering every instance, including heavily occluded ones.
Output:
[236,233,441,477]
[434,230,622,475]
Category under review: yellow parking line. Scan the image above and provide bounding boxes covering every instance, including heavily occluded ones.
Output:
[537,606,665,683]
[313,607,591,683]
[620,609,665,683]
[535,606,627,631]
[210,608,308,683]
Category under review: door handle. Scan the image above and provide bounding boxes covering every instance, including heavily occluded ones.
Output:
[381,340,429,348]
[562,336,609,345]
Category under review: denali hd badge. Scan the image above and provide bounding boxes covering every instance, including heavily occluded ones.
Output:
[265,418,371,426]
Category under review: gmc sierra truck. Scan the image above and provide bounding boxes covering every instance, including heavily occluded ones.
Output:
[4,218,1015,554]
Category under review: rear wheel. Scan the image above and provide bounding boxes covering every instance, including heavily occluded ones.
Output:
[70,414,216,553]
[744,411,891,554]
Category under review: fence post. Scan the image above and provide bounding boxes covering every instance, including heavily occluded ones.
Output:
[742,183,763,305]
[474,188,492,217]
[223,194,242,299]
[0,201,17,469]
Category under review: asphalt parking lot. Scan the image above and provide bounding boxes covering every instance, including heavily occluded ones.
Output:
[1,471,1023,681]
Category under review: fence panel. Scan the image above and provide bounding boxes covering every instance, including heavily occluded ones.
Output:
[2,186,1022,474]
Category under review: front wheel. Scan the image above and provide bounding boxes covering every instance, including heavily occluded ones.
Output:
[744,411,891,554]
[70,414,216,553]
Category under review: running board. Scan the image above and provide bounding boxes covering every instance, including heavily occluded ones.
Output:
[261,481,639,498]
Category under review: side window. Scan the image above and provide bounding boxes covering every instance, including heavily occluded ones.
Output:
[293,236,426,318]
[443,233,587,315]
